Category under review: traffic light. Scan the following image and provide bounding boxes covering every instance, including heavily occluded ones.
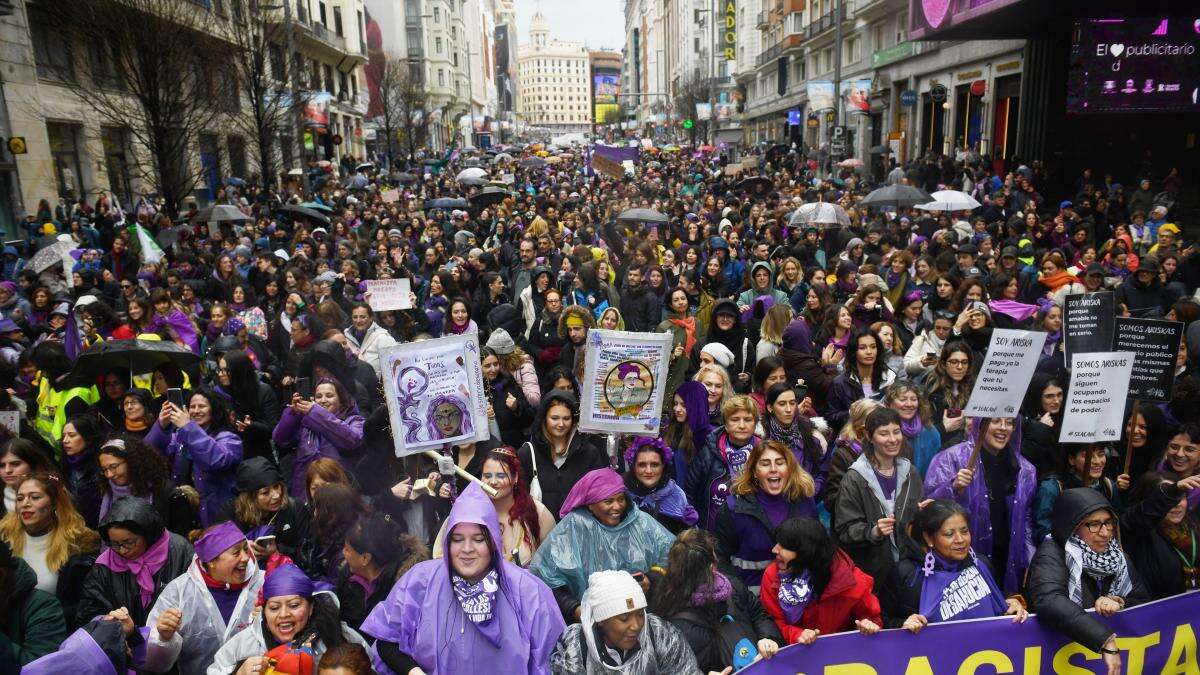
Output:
[682,119,694,130]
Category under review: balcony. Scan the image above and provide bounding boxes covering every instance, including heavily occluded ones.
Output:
[757,10,770,28]
[755,33,804,68]
[804,5,846,41]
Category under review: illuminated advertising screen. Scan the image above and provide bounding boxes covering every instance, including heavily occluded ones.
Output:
[1067,17,1200,114]
[594,73,620,103]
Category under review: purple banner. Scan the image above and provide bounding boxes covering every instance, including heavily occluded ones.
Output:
[590,144,640,180]
[742,592,1198,674]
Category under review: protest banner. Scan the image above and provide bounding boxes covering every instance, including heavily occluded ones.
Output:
[1063,291,1114,358]
[380,334,488,456]
[1113,316,1183,402]
[380,188,400,203]
[579,329,673,435]
[741,591,1198,675]
[964,329,1047,418]
[364,278,412,311]
[1060,351,1133,443]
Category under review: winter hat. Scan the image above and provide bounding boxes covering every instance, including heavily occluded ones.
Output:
[585,570,647,623]
[50,302,70,317]
[236,457,284,494]
[701,342,735,368]
[485,327,516,355]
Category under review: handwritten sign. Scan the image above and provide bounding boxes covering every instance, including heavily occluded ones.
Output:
[1113,316,1183,402]
[381,189,400,203]
[579,330,673,435]
[364,278,412,312]
[1060,351,1133,442]
[1063,291,1114,359]
[964,329,1047,418]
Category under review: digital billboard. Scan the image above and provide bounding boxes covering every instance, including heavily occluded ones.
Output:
[1067,17,1200,114]
[908,0,1022,39]
[593,70,621,124]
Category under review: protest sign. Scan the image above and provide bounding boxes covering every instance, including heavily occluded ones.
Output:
[964,329,1047,418]
[1060,351,1133,443]
[380,189,400,203]
[0,411,17,436]
[1113,316,1183,402]
[364,278,412,311]
[1063,291,1114,358]
[740,591,1198,675]
[579,329,673,435]
[380,334,488,456]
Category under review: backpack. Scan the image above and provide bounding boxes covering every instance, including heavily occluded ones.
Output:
[672,607,759,670]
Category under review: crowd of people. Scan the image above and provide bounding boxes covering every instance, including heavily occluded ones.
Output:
[0,142,1196,675]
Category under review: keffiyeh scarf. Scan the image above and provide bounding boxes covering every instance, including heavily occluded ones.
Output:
[1064,535,1132,606]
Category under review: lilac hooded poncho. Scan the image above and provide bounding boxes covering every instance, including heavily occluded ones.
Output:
[361,483,566,674]
[923,417,1037,594]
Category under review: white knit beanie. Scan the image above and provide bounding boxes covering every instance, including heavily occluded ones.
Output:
[701,342,735,368]
[584,570,646,623]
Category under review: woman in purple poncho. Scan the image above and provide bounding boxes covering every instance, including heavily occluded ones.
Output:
[361,482,566,675]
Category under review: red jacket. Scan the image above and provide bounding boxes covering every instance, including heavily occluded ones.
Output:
[759,549,882,644]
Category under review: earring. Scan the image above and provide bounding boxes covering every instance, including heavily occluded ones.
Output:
[922,549,936,577]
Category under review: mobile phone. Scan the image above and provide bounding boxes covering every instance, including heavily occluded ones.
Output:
[166,388,185,409]
[296,377,313,399]
[949,408,963,418]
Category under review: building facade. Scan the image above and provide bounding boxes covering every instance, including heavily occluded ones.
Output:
[589,50,623,135]
[516,12,591,136]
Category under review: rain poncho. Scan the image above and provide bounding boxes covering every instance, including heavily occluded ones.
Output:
[361,483,565,674]
[207,606,369,675]
[22,619,127,675]
[142,555,264,675]
[549,611,700,675]
[529,498,675,602]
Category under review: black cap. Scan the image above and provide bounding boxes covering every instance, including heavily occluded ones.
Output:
[1001,246,1018,259]
[236,457,284,494]
[957,243,979,255]
[1084,262,1105,277]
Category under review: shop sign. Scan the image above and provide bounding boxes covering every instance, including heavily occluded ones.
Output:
[930,84,948,102]
[872,41,916,68]
[970,80,986,96]
[996,60,1021,72]
[956,69,983,81]
[899,90,918,107]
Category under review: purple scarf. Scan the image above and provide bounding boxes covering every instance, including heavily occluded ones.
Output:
[988,299,1039,322]
[777,568,813,624]
[719,434,758,477]
[690,571,732,606]
[96,530,171,608]
[452,568,503,647]
[900,414,924,439]
[98,481,133,523]
[916,551,1007,623]
[756,491,791,528]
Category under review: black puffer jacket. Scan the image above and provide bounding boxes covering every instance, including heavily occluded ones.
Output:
[1026,488,1150,652]
[76,497,193,627]
[516,390,607,518]
[484,370,535,448]
[302,339,379,412]
[619,284,661,333]
[654,573,782,673]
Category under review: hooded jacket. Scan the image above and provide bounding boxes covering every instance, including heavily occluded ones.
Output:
[557,305,595,382]
[620,279,661,333]
[208,602,369,675]
[145,419,242,527]
[343,320,397,375]
[272,398,365,500]
[737,261,790,309]
[1119,480,1196,600]
[0,557,66,670]
[1026,488,1149,652]
[777,318,835,408]
[518,266,554,333]
[517,391,608,518]
[715,492,818,589]
[76,497,194,627]
[760,550,881,643]
[549,611,700,675]
[924,418,1037,593]
[303,339,379,412]
[19,619,125,675]
[361,484,566,675]
[833,453,924,588]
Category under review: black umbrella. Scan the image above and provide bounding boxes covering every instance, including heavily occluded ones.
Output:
[616,208,669,224]
[155,225,189,249]
[518,157,546,168]
[70,339,201,381]
[425,198,469,210]
[469,186,511,208]
[463,158,485,168]
[736,176,773,193]
[394,172,419,184]
[859,184,932,209]
[278,204,331,225]
[869,145,894,155]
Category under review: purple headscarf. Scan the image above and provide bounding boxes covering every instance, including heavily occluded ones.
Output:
[557,468,625,519]
[781,317,815,354]
[262,563,314,599]
[676,380,713,445]
[194,521,246,562]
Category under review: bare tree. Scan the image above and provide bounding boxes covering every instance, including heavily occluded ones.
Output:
[368,54,430,165]
[673,75,711,144]
[38,0,233,216]
[227,1,311,190]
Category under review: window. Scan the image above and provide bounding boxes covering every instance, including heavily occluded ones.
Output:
[896,12,907,43]
[434,6,440,22]
[30,8,75,82]
[101,127,131,206]
[408,61,422,83]
[872,23,885,52]
[318,1,327,27]
[324,64,334,92]
[820,47,832,73]
[47,123,84,199]
[436,37,442,54]
[89,42,124,90]
[406,28,421,57]
[227,136,247,180]
[333,6,343,36]
[270,44,286,80]
[438,69,445,86]
[843,36,861,63]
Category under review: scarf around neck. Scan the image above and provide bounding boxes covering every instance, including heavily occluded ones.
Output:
[96,529,171,608]
[1065,535,1132,605]
[900,414,924,439]
[916,550,1007,622]
[452,568,502,646]
[98,481,134,522]
[776,568,813,624]
[667,314,697,355]
[690,571,732,607]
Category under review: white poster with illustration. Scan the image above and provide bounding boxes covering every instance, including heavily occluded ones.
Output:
[380,334,488,456]
[579,329,673,435]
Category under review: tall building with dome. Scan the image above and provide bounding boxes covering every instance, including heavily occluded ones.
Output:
[516,11,591,135]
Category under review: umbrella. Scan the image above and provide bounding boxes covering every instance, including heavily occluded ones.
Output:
[27,240,74,273]
[195,204,251,225]
[646,161,663,170]
[299,201,335,214]
[859,184,932,210]
[278,204,331,225]
[492,153,513,164]
[519,157,546,168]
[616,208,669,225]
[469,186,511,208]
[156,225,189,249]
[286,168,304,177]
[736,176,773,193]
[458,177,487,188]
[394,172,418,184]
[70,339,201,381]
[463,158,485,168]
[789,202,851,228]
[916,190,981,212]
[837,158,864,168]
[869,145,893,155]
[225,177,247,187]
[544,156,563,165]
[344,174,369,190]
[456,167,488,182]
[425,198,468,210]
[355,162,375,172]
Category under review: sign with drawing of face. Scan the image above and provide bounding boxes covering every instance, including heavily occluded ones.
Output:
[381,333,488,456]
[580,329,673,434]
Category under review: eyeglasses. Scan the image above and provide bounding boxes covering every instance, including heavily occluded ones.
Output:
[1081,519,1116,534]
[108,537,142,552]
[100,460,126,477]
[988,419,1015,430]
[945,358,970,367]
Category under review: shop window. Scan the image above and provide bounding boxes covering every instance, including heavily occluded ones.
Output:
[101,126,132,207]
[47,123,84,200]
[30,8,75,83]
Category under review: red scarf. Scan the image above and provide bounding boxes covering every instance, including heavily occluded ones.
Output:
[667,314,697,355]
[200,563,250,591]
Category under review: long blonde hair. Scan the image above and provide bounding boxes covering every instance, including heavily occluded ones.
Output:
[730,440,815,501]
[694,364,733,412]
[836,399,884,445]
[0,473,99,572]
[760,304,793,346]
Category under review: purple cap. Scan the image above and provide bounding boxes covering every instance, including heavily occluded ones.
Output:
[0,319,19,333]
[262,563,315,600]
[615,362,641,379]
[194,521,246,562]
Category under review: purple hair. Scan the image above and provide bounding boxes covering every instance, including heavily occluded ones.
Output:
[623,436,674,468]
[426,394,474,439]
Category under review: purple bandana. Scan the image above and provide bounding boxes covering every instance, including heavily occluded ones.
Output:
[720,434,757,477]
[777,569,813,624]
[452,568,499,623]
[900,414,924,439]
[917,551,1007,623]
[194,521,246,562]
[263,563,314,599]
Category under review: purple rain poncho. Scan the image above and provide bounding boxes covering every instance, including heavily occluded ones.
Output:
[360,483,566,674]
[923,417,1037,594]
[271,401,364,500]
[145,309,200,354]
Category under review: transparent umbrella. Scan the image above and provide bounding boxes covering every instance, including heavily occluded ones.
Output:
[916,190,981,212]
[789,202,851,228]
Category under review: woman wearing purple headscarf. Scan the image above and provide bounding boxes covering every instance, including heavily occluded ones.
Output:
[622,437,699,535]
[776,317,836,411]
[272,377,364,501]
[361,483,565,675]
[663,380,713,488]
[208,563,368,675]
[924,417,1037,594]
[143,522,264,675]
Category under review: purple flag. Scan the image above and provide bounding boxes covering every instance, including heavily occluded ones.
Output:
[64,310,83,361]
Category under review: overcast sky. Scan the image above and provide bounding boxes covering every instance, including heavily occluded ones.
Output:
[515,0,625,52]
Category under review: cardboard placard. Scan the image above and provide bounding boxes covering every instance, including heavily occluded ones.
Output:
[381,189,400,203]
[1059,351,1134,443]
[364,278,412,312]
[1113,317,1183,402]
[1063,291,1115,359]
[578,329,673,435]
[965,329,1048,418]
